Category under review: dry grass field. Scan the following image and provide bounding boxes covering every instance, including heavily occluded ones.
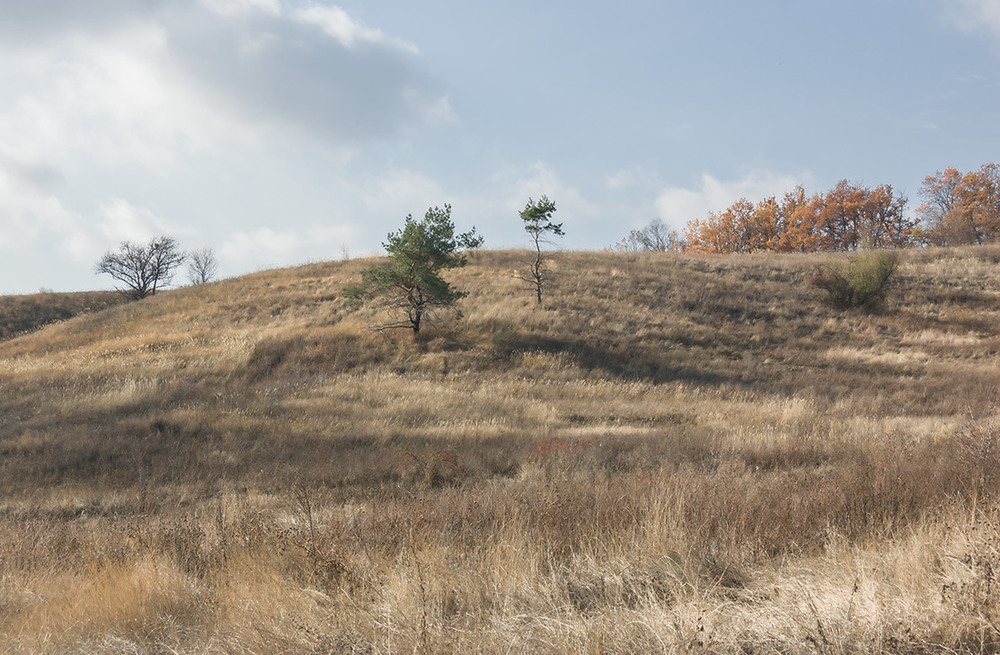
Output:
[2,247,1000,653]
[0,290,124,341]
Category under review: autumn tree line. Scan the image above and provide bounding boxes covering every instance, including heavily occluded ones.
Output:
[619,163,1000,254]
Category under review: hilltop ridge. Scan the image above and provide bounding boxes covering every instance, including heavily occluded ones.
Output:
[4,247,996,409]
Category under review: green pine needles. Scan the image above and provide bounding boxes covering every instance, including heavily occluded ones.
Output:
[516,196,563,304]
[346,205,481,333]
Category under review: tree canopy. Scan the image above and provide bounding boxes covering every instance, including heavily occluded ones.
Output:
[346,205,480,333]
[517,196,563,304]
[624,164,999,255]
[95,237,185,300]
[615,219,683,253]
[682,181,916,254]
[919,164,1000,246]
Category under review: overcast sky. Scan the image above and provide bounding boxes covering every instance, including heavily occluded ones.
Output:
[0,0,998,293]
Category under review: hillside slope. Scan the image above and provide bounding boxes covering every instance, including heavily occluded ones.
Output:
[2,247,1000,653]
[0,289,124,341]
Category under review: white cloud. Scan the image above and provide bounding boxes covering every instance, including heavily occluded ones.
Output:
[943,0,1000,40]
[0,25,242,174]
[0,161,193,278]
[507,162,598,220]
[217,222,366,274]
[0,1,453,291]
[200,0,280,17]
[0,165,101,264]
[293,4,419,53]
[362,169,449,218]
[0,176,73,246]
[0,1,168,43]
[462,161,602,249]
[403,89,456,126]
[0,2,446,165]
[307,224,358,248]
[220,227,303,270]
[606,166,661,191]
[97,199,172,243]
[167,3,444,145]
[654,171,809,229]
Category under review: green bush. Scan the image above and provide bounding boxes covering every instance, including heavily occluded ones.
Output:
[809,250,898,312]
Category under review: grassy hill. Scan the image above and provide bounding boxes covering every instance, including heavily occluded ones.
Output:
[0,289,124,341]
[2,247,1000,653]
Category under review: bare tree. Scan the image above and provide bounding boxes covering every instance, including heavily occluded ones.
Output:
[96,237,185,300]
[615,218,684,252]
[187,247,218,285]
[515,196,562,304]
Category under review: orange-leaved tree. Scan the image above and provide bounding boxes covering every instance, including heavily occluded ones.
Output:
[770,186,825,252]
[682,181,911,253]
[919,164,1000,245]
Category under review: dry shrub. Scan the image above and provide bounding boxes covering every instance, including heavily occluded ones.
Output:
[957,410,1000,499]
[810,250,898,312]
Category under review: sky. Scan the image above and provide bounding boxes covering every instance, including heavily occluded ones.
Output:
[0,0,998,294]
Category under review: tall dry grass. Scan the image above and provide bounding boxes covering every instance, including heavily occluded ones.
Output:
[1,247,1000,652]
[0,290,124,341]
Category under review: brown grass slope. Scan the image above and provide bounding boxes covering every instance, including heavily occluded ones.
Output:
[0,290,124,341]
[2,247,1000,653]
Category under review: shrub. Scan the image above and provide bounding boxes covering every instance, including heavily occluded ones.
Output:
[809,250,897,312]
